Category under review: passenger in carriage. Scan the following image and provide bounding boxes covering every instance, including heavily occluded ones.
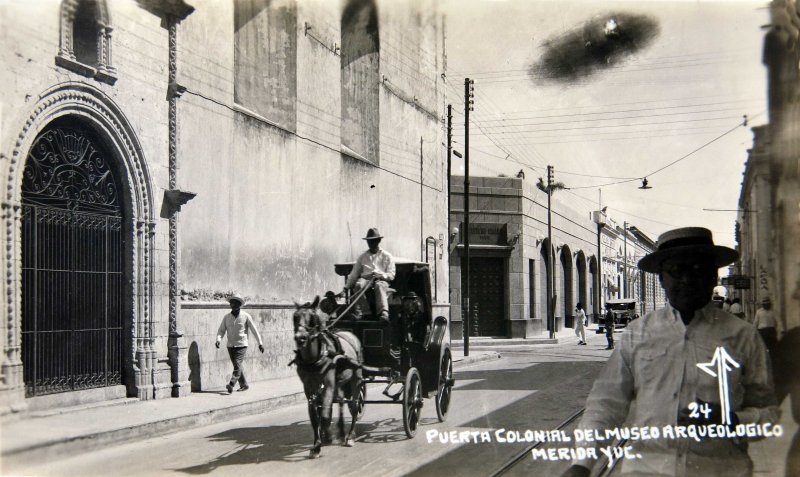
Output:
[345,228,396,322]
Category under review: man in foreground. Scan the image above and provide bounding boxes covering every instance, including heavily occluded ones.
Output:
[562,227,778,477]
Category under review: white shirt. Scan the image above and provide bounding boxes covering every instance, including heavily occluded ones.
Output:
[575,303,777,476]
[753,307,778,331]
[346,248,396,288]
[216,311,263,348]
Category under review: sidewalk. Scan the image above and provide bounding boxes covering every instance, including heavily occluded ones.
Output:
[0,348,501,467]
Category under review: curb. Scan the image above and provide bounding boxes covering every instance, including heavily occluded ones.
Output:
[1,391,309,467]
[452,351,502,366]
[3,351,502,467]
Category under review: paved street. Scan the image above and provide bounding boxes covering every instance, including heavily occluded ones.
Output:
[11,334,612,477]
[8,327,797,477]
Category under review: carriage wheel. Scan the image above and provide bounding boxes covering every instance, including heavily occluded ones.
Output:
[402,368,423,438]
[435,349,454,422]
[355,381,367,420]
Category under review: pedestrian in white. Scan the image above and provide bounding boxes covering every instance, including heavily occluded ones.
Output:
[574,303,587,345]
[216,293,264,394]
[729,297,744,319]
[753,297,779,354]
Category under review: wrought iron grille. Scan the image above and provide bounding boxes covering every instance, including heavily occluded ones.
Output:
[21,125,124,397]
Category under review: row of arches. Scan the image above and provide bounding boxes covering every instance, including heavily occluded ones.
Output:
[538,239,599,327]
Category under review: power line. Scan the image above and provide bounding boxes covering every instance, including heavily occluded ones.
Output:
[454,114,741,136]
[475,100,762,124]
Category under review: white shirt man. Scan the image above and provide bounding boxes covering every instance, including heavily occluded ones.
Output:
[346,228,396,321]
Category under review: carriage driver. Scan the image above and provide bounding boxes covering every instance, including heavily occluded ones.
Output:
[345,228,396,322]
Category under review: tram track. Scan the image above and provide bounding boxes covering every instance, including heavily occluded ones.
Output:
[489,407,628,477]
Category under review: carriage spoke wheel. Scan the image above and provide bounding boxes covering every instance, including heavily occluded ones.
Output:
[402,368,423,438]
[436,350,453,422]
[355,381,367,420]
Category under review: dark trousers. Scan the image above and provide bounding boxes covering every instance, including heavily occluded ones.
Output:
[606,328,614,348]
[227,346,248,387]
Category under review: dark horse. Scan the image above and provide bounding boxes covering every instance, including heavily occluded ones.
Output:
[291,296,363,458]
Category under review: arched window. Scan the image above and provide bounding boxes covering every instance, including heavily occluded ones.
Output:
[233,0,297,130]
[57,0,116,84]
[340,0,380,164]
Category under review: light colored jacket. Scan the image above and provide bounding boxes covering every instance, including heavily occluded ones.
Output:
[216,311,263,348]
[346,248,396,288]
[575,303,778,476]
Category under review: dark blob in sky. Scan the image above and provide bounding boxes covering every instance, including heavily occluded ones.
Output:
[531,12,660,84]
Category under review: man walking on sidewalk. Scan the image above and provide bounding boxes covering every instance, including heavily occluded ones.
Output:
[216,293,264,394]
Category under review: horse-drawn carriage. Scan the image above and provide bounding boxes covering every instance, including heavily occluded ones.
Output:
[291,259,454,457]
[329,259,454,437]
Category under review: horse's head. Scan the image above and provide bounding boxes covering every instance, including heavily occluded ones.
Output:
[293,296,323,349]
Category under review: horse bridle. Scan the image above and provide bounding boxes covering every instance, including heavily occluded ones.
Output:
[294,317,334,370]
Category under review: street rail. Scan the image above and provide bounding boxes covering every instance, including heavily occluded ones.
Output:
[489,407,628,477]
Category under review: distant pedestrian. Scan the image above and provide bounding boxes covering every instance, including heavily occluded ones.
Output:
[574,303,587,345]
[753,297,779,355]
[603,304,614,350]
[216,293,264,394]
[723,298,732,312]
[729,297,744,319]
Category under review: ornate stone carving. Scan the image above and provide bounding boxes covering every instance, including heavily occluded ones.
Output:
[56,0,117,85]
[4,83,154,404]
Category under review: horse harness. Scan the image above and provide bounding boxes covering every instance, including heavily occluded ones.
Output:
[291,328,346,375]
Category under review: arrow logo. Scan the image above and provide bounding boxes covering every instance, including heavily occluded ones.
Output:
[697,347,740,425]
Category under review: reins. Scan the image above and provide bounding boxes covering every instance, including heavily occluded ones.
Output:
[325,277,375,329]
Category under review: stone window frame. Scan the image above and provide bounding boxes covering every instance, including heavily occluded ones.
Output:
[56,0,117,85]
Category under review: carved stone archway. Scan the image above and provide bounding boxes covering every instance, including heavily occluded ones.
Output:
[2,83,156,410]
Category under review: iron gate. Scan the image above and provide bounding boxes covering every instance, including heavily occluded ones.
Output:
[21,124,124,397]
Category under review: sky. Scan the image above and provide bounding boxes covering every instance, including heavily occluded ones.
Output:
[442,0,770,249]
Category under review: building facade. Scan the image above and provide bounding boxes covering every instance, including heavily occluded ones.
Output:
[600,220,664,316]
[737,0,800,335]
[0,0,448,413]
[448,175,662,339]
[735,2,800,465]
[736,125,774,322]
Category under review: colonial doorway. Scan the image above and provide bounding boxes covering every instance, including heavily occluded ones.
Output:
[21,122,125,397]
[463,257,505,336]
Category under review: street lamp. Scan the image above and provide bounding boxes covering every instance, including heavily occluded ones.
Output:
[592,205,607,321]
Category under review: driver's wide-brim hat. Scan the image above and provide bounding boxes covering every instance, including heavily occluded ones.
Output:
[362,227,384,240]
[637,227,738,273]
[228,293,246,306]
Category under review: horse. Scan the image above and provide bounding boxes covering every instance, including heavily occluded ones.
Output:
[291,296,363,458]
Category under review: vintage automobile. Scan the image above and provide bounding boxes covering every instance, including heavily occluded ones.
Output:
[323,259,454,438]
[598,298,639,332]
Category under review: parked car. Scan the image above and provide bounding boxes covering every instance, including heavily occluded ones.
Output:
[598,299,639,332]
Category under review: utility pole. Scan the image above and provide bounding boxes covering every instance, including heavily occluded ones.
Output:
[446,104,452,237]
[623,221,628,298]
[463,78,474,356]
[546,165,555,339]
[446,105,452,345]
[537,165,564,339]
